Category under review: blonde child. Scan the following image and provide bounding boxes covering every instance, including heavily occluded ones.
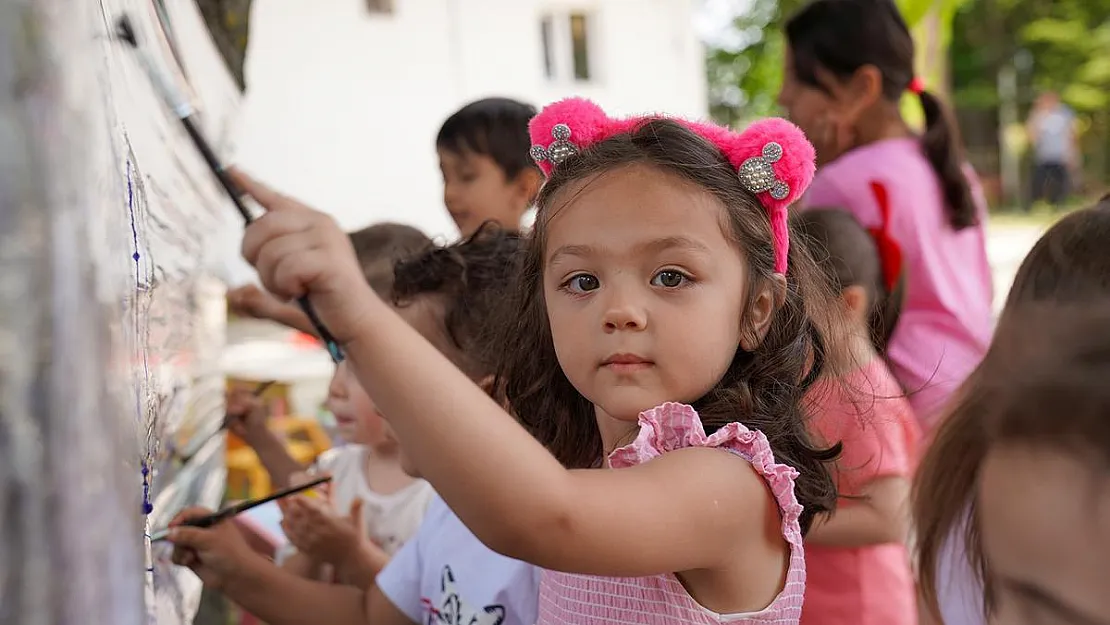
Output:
[273,359,434,587]
[225,222,434,586]
[183,98,843,623]
[793,205,921,625]
[168,227,541,625]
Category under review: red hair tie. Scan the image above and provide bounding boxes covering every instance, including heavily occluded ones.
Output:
[908,77,925,95]
[867,181,903,294]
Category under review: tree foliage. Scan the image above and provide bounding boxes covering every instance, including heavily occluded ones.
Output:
[950,0,1110,114]
[705,0,806,125]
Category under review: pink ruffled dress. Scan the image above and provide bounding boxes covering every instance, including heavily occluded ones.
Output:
[535,403,807,624]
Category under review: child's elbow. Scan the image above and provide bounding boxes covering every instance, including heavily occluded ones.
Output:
[483,502,577,567]
[875,507,911,545]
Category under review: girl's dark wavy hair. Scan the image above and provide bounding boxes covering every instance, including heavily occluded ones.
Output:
[391,224,524,380]
[488,119,841,534]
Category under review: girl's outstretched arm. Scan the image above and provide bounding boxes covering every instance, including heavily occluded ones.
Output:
[237,170,777,577]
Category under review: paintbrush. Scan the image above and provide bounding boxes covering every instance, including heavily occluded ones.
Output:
[113,14,344,364]
[149,474,332,542]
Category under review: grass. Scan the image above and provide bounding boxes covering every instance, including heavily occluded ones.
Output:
[987,196,1098,229]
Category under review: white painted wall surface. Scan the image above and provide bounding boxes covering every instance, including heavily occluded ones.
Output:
[231,0,708,246]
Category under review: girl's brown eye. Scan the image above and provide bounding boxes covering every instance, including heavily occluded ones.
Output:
[567,274,600,293]
[652,270,686,288]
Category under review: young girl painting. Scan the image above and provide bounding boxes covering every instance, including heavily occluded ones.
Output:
[173,98,839,623]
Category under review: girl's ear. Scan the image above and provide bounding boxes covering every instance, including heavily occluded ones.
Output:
[840,64,884,126]
[739,275,786,351]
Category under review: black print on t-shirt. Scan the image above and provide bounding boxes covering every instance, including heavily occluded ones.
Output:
[425,565,507,625]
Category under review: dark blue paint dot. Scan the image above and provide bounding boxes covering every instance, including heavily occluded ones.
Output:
[141,464,149,476]
[132,252,140,261]
[142,501,154,514]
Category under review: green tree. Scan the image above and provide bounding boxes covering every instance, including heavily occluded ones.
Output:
[705,0,805,126]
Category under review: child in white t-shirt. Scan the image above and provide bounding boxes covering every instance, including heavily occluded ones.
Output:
[276,361,434,586]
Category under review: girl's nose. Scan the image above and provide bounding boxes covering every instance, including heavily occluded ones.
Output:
[601,288,647,332]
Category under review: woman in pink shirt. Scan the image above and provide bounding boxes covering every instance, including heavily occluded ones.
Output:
[779,0,993,429]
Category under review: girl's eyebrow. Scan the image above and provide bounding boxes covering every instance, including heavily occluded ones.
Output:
[548,236,710,265]
[1005,578,1108,625]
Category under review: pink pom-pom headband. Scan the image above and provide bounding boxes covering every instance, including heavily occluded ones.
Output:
[528,98,816,273]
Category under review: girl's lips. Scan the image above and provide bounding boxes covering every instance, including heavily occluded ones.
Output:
[601,353,653,373]
[604,362,653,373]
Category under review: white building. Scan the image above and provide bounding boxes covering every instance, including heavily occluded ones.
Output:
[231,0,708,241]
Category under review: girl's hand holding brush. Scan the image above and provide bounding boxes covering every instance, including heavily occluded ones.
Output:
[225,387,269,442]
[234,169,380,350]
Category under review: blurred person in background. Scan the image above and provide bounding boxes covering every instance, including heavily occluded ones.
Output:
[1026,90,1078,208]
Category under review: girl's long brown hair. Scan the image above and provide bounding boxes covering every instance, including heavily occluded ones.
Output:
[486,119,841,534]
[913,195,1110,620]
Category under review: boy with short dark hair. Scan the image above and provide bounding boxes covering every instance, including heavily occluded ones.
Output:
[436,98,541,237]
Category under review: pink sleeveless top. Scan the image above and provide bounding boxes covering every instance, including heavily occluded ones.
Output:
[535,403,807,624]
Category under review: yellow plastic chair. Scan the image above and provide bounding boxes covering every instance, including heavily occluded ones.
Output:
[224,416,334,500]
[226,446,271,501]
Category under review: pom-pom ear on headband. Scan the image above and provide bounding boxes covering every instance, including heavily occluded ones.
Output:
[528,98,613,177]
[718,118,816,273]
[528,99,817,273]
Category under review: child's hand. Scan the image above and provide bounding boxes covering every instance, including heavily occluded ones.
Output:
[228,283,316,336]
[279,495,365,567]
[228,284,293,321]
[168,507,259,590]
[288,470,333,500]
[234,169,376,347]
[224,388,268,442]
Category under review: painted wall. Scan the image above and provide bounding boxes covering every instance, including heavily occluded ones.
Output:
[0,0,238,622]
[232,0,708,244]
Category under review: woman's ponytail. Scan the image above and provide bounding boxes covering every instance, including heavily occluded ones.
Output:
[919,89,978,230]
